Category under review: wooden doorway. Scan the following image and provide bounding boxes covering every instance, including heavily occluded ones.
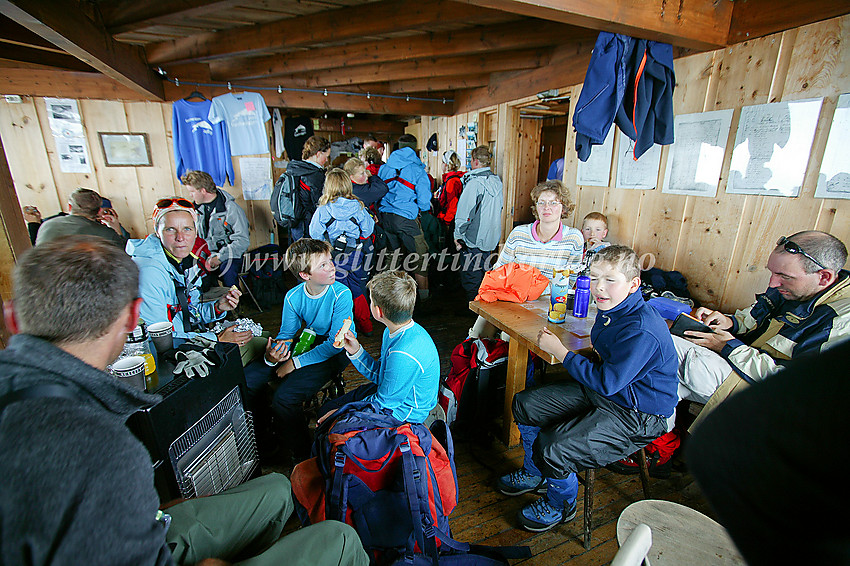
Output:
[511,95,571,225]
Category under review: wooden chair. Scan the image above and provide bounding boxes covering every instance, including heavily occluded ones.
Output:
[580,448,652,550]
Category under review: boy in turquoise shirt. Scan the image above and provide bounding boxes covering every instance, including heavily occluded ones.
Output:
[319,270,440,424]
[244,238,353,459]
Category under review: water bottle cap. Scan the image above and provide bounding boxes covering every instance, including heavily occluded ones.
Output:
[575,275,591,290]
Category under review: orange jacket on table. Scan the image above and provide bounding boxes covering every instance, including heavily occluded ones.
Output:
[475,262,550,303]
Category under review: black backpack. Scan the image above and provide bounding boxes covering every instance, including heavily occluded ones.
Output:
[270,172,304,229]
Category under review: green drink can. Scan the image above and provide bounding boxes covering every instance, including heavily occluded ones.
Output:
[292,328,317,355]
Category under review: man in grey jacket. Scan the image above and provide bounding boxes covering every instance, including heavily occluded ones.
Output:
[454,146,504,300]
[182,170,251,287]
[0,237,367,566]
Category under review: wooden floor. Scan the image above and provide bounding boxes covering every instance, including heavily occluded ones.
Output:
[241,277,716,565]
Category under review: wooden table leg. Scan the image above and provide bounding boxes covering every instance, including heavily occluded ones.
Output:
[503,338,529,447]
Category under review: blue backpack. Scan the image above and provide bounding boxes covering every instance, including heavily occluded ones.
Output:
[291,403,529,564]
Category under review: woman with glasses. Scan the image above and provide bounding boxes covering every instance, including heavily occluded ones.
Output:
[491,180,584,281]
[126,198,251,345]
[468,180,585,339]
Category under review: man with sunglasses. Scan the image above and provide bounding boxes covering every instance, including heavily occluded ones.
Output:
[126,198,251,345]
[675,230,849,415]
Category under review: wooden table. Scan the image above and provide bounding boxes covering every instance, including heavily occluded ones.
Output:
[469,298,595,446]
[616,499,745,564]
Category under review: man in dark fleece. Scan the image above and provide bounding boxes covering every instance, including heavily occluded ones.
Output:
[0,237,368,566]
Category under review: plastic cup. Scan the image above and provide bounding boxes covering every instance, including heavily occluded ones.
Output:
[111,356,146,390]
[148,321,174,356]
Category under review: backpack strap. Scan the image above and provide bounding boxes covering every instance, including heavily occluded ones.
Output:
[0,383,80,418]
[386,168,416,191]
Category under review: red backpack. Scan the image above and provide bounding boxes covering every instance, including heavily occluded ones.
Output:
[438,338,509,429]
[291,403,458,557]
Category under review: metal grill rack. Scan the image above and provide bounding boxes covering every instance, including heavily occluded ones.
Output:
[168,386,258,498]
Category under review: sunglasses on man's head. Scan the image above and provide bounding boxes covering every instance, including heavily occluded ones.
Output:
[156,197,194,209]
[776,236,826,270]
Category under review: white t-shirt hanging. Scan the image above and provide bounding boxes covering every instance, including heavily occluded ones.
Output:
[208,92,271,156]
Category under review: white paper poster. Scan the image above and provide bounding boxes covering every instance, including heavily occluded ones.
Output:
[615,133,662,190]
[815,93,850,199]
[663,109,734,197]
[576,128,614,186]
[45,98,91,174]
[56,139,92,174]
[239,157,272,200]
[727,98,822,197]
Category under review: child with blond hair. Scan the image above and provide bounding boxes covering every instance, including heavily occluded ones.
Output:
[309,168,375,333]
[319,270,440,424]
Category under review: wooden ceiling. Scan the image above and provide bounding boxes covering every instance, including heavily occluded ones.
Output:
[1,0,847,121]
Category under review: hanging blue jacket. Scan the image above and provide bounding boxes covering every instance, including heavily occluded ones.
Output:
[127,235,224,342]
[562,289,678,417]
[378,147,431,220]
[573,32,675,162]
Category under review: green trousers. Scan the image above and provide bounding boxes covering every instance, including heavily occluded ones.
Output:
[166,473,368,566]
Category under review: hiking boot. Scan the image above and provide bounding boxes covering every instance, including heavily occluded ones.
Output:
[606,454,672,479]
[497,468,547,496]
[517,497,577,532]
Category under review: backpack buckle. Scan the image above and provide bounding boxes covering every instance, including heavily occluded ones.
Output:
[334,451,346,467]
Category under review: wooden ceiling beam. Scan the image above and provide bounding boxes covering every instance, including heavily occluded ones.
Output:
[209,19,586,81]
[727,0,850,44]
[457,0,733,50]
[0,43,95,72]
[165,82,453,116]
[2,68,151,100]
[313,118,407,135]
[0,0,165,100]
[98,0,242,35]
[454,41,594,113]
[145,0,509,65]
[282,48,552,89]
[386,75,492,94]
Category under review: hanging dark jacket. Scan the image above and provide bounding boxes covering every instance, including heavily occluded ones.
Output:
[573,32,675,162]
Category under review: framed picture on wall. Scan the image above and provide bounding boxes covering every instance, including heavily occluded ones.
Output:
[98,132,152,166]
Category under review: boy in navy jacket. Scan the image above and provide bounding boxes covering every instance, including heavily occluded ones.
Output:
[497,245,678,531]
[243,238,353,460]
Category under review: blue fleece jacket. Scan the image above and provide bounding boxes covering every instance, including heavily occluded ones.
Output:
[347,321,439,423]
[127,235,224,342]
[378,147,431,220]
[308,197,375,243]
[276,281,354,369]
[562,289,678,417]
[573,32,674,162]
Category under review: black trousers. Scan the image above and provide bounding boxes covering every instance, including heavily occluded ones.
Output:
[513,381,667,479]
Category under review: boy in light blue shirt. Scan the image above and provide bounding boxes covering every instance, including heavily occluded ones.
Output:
[243,238,353,460]
[318,271,440,424]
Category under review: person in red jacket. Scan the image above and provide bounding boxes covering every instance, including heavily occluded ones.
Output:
[436,150,465,228]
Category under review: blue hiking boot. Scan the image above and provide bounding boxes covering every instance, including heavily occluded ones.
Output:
[517,497,578,532]
[496,468,547,496]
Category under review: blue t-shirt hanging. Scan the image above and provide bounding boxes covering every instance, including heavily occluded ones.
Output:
[208,92,271,156]
[172,99,234,187]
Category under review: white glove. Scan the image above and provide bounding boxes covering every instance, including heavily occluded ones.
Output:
[174,350,214,379]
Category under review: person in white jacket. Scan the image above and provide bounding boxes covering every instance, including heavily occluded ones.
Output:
[453,146,504,300]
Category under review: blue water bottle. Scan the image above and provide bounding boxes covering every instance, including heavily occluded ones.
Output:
[572,275,591,318]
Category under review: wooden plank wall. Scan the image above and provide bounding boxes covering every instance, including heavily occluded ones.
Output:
[0,98,278,250]
[420,14,850,311]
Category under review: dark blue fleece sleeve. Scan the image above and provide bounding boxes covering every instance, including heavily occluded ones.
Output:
[562,326,660,397]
